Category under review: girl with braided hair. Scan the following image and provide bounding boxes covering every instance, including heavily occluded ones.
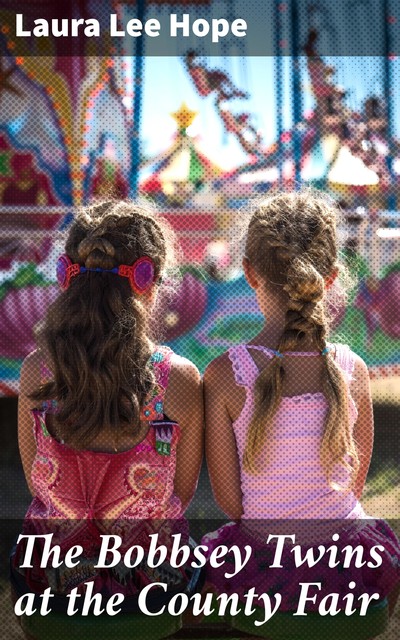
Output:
[203,191,399,635]
[13,201,203,637]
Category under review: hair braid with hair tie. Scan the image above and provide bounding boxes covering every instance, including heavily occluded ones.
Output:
[242,190,359,487]
[77,235,116,270]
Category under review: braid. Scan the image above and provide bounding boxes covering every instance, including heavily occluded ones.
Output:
[243,191,359,487]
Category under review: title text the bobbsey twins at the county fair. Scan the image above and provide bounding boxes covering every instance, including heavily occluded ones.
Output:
[14,531,386,625]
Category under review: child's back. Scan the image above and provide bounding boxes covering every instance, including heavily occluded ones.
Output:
[14,201,203,605]
[227,342,364,522]
[25,346,184,526]
[203,191,399,618]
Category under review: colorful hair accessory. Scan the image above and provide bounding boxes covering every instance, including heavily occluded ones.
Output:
[56,254,79,291]
[321,346,331,356]
[272,349,284,358]
[56,254,155,294]
[119,256,155,295]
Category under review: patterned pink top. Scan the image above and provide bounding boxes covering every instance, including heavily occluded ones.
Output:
[26,346,183,539]
[12,347,198,598]
[228,343,366,521]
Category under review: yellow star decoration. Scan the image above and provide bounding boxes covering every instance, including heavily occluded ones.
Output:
[170,103,198,131]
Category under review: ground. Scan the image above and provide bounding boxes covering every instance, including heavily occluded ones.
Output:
[0,377,398,638]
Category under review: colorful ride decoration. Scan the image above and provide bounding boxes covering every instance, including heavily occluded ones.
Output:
[0,138,57,207]
[0,1,131,271]
[140,103,221,209]
[139,103,223,262]
[1,256,398,396]
[0,133,62,268]
[186,35,400,210]
[0,1,133,395]
[161,269,208,342]
[354,267,400,343]
[90,154,129,201]
[180,35,400,380]
[0,4,399,393]
[0,264,58,395]
[185,52,261,160]
[163,262,400,380]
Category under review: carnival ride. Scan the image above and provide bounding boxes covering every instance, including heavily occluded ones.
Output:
[139,103,223,263]
[0,2,399,395]
[172,30,400,377]
[185,35,400,209]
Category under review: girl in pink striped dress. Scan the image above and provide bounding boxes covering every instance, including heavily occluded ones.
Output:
[203,191,399,629]
[14,201,203,615]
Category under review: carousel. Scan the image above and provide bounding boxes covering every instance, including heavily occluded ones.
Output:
[0,3,399,395]
[0,0,132,393]
[139,103,224,263]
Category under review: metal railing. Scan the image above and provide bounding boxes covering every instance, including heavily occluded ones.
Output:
[0,207,399,274]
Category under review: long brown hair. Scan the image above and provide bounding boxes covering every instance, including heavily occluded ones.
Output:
[242,190,359,488]
[30,200,175,448]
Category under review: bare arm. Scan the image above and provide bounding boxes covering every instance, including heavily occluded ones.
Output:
[204,355,243,519]
[164,355,203,512]
[18,350,42,496]
[350,354,374,500]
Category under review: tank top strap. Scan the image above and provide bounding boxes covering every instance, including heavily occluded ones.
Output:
[30,408,44,443]
[331,343,356,382]
[141,346,174,421]
[36,359,58,415]
[38,347,175,424]
[228,344,265,388]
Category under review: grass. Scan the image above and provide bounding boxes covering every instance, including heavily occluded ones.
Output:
[364,465,400,500]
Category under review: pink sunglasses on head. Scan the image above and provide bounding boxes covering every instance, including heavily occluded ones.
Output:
[56,254,156,295]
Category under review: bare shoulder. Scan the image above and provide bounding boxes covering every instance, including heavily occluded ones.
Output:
[351,352,369,377]
[204,350,246,424]
[204,351,236,394]
[169,352,201,387]
[164,353,202,424]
